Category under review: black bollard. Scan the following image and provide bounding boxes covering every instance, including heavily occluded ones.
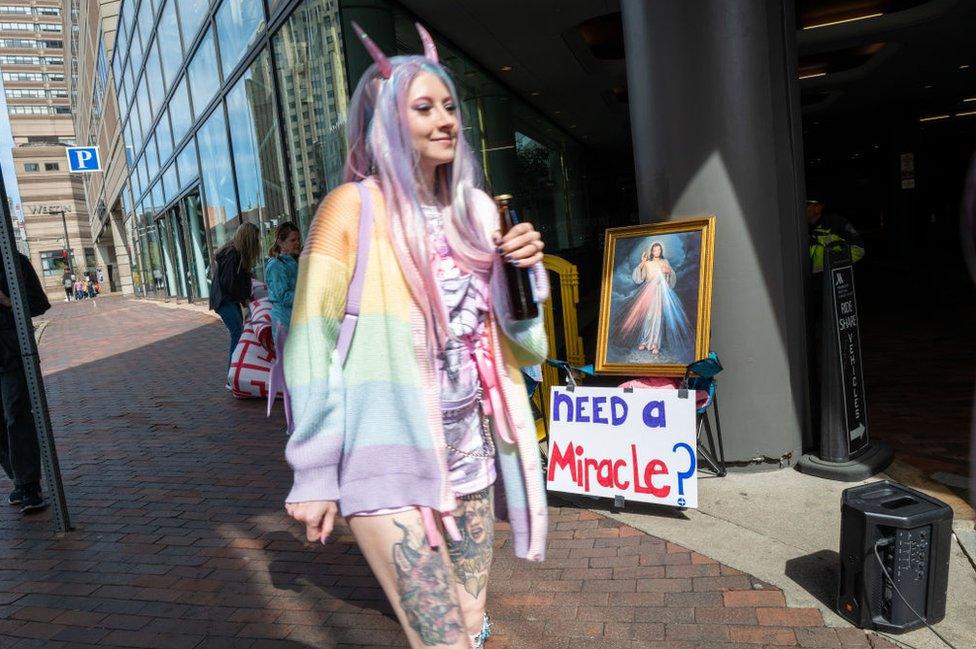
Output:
[797,244,892,480]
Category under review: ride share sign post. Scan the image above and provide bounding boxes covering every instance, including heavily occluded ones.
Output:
[546,386,698,508]
[797,243,892,480]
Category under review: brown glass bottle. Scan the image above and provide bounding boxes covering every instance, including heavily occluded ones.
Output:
[494,194,539,320]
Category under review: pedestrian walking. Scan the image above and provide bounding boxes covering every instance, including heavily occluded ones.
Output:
[265,221,301,339]
[264,221,301,427]
[0,252,51,514]
[73,279,84,301]
[62,273,72,302]
[209,222,260,369]
[97,268,104,284]
[284,25,548,649]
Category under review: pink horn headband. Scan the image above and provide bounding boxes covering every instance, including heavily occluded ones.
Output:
[415,23,439,63]
[349,21,441,79]
[350,21,392,79]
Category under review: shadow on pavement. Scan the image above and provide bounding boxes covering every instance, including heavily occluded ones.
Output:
[785,549,840,611]
[0,298,404,647]
[555,493,692,521]
[0,297,912,649]
[263,530,397,621]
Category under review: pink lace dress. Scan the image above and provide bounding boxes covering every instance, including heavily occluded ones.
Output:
[423,204,497,497]
[354,205,496,520]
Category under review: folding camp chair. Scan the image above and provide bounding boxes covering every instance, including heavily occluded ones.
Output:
[681,352,727,477]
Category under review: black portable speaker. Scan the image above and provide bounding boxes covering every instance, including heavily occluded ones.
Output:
[837,481,952,633]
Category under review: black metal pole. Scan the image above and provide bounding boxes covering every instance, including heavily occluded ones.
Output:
[797,243,892,481]
[0,168,71,533]
[55,209,74,275]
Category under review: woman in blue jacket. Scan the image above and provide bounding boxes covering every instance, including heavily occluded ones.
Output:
[264,222,301,424]
[264,221,302,337]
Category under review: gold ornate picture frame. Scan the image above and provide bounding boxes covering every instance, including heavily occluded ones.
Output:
[595,217,715,376]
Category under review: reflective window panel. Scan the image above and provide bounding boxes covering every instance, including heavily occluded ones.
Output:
[177,139,199,189]
[169,76,193,144]
[225,48,287,247]
[145,133,160,183]
[215,0,265,79]
[181,190,209,299]
[177,0,210,49]
[156,108,174,166]
[136,75,152,149]
[196,106,238,249]
[157,0,183,89]
[145,38,165,118]
[273,0,349,232]
[163,163,178,202]
[134,0,153,67]
[188,27,220,118]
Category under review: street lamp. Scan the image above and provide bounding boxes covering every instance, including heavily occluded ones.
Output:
[48,209,73,275]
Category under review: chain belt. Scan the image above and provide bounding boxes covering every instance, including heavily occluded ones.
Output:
[443,386,496,460]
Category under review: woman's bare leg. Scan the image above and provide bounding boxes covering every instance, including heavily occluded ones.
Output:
[348,510,469,649]
[446,487,494,637]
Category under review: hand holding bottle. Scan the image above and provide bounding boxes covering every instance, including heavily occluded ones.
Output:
[494,195,543,320]
[493,221,545,268]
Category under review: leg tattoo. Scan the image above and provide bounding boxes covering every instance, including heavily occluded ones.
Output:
[392,519,463,646]
[447,488,494,599]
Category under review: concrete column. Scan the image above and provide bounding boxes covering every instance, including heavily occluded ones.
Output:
[480,95,518,196]
[109,210,134,295]
[621,0,810,467]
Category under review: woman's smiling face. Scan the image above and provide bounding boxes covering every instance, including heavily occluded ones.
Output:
[406,72,458,172]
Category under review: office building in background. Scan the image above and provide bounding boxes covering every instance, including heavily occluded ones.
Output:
[1,0,93,296]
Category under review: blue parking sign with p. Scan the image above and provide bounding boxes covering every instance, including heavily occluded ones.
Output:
[66,146,101,173]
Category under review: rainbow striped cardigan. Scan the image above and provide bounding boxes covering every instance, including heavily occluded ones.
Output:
[283,181,549,561]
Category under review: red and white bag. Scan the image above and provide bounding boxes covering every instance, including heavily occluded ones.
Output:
[227,281,282,400]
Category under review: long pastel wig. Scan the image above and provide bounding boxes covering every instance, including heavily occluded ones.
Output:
[343,24,495,352]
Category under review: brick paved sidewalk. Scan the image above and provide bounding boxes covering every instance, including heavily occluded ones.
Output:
[0,297,897,648]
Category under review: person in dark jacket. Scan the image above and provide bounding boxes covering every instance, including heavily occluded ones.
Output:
[209,222,260,368]
[0,253,51,514]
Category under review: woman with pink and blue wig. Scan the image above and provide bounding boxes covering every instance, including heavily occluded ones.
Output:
[283,23,550,649]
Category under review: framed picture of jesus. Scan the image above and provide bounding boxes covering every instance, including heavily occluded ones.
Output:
[595,216,716,376]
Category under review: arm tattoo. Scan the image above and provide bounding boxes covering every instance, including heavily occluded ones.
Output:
[447,488,494,598]
[392,519,463,646]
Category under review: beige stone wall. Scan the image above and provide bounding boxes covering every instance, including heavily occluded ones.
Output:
[2,0,92,297]
[13,146,93,298]
[62,0,133,294]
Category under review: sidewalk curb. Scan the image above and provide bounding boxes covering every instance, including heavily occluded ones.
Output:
[956,528,976,571]
[34,319,50,344]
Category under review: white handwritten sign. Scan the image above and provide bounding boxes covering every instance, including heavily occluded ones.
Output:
[546,386,698,508]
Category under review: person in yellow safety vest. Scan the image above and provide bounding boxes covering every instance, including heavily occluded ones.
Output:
[807,199,865,272]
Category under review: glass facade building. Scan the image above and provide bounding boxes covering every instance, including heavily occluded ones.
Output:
[114,0,608,301]
[99,0,837,466]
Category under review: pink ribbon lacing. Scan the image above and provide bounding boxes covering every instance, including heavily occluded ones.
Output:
[418,329,513,549]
